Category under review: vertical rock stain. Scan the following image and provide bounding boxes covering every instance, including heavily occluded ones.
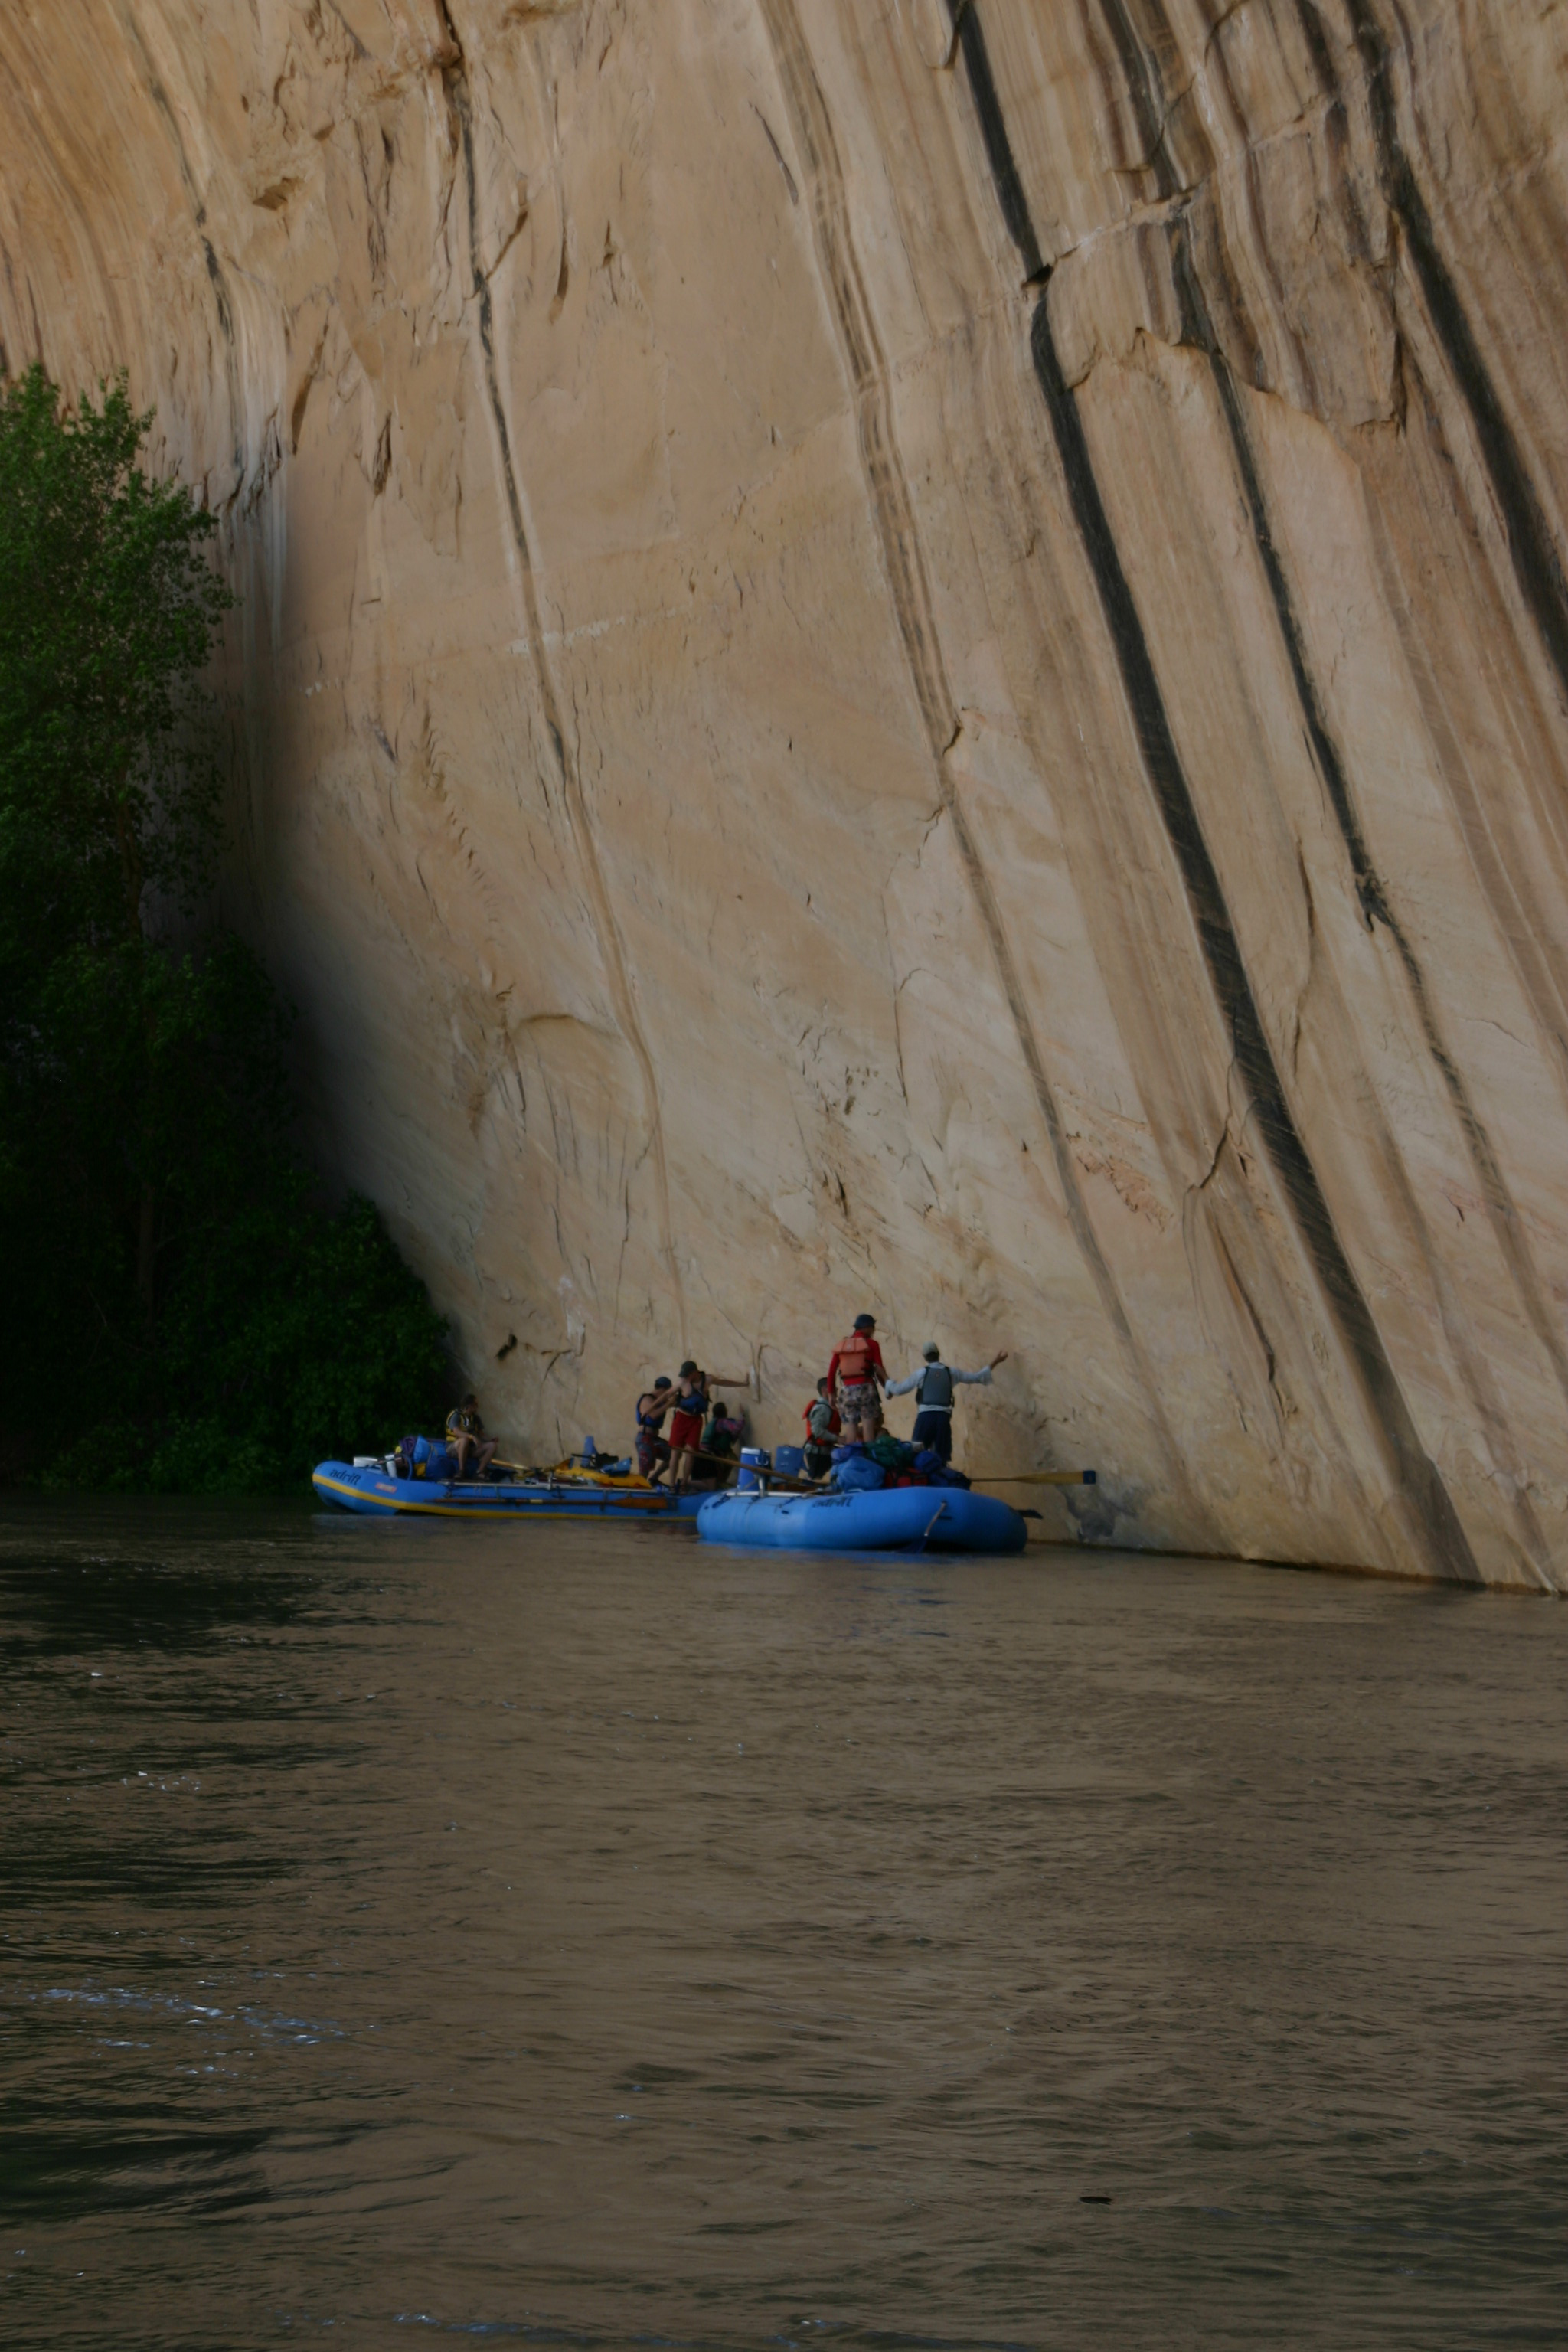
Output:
[1091,0,1180,196]
[1360,462,1568,1102]
[1168,222,1568,1427]
[435,17,684,1338]
[1341,0,1568,714]
[949,0,1480,1583]
[756,0,1214,1540]
[116,3,244,482]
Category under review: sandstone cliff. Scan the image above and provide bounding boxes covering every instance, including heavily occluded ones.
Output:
[5,0,1568,1584]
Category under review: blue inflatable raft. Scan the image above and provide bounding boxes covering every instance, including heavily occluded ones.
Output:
[313,1461,706,1520]
[695,1485,1027,1554]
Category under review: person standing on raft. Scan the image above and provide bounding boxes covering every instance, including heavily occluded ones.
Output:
[635,1377,675,1485]
[667,1360,747,1491]
[827,1314,888,1442]
[885,1342,1008,1465]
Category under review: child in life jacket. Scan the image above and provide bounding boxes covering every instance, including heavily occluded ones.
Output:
[826,1314,887,1442]
[802,1377,841,1480]
[634,1377,675,1485]
[701,1396,746,1485]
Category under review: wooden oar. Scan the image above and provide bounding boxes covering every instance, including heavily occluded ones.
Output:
[683,1445,818,1491]
[492,1448,821,1495]
[489,1457,668,1485]
[969,1468,1098,1486]
[493,1450,1096,1493]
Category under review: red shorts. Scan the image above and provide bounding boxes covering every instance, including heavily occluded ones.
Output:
[668,1408,704,1449]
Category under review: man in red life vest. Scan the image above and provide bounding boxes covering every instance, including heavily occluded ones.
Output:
[827,1313,887,1442]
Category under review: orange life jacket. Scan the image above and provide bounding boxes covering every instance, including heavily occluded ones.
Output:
[836,1331,878,1385]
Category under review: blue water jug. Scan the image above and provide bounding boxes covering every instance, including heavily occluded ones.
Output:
[773,1445,805,1479]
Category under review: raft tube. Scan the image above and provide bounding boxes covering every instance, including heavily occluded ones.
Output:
[312,1461,706,1519]
[695,1485,1027,1555]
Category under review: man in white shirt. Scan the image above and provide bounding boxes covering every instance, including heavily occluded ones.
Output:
[886,1341,1008,1465]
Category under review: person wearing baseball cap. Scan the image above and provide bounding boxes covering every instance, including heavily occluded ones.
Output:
[666,1360,748,1491]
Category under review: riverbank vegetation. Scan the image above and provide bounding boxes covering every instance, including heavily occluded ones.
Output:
[0,365,446,1489]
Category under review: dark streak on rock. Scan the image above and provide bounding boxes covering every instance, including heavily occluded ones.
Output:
[116,11,244,480]
[1168,220,1568,1425]
[433,2,684,1334]
[201,240,234,343]
[760,0,1213,1539]
[752,103,800,205]
[951,0,1479,1582]
[289,322,326,455]
[952,8,1043,277]
[1342,0,1568,711]
[440,57,534,687]
[322,0,371,60]
[1094,0,1178,196]
[1292,0,1337,93]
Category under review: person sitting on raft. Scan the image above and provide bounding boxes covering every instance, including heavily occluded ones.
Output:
[667,1361,747,1491]
[635,1376,675,1486]
[446,1393,498,1481]
[803,1378,841,1481]
[827,1313,887,1442]
[884,1342,1008,1465]
[702,1396,746,1485]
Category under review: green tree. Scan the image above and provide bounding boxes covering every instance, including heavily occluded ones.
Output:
[0,364,448,1488]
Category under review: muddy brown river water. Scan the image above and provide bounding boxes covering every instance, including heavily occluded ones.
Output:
[2,1498,1563,2350]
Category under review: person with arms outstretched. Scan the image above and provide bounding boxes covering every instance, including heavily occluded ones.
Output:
[886,1342,1008,1465]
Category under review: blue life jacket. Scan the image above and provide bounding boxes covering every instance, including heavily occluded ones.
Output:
[916,1363,956,1410]
[403,1433,456,1480]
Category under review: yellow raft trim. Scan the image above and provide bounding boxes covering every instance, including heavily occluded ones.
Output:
[312,1470,677,1517]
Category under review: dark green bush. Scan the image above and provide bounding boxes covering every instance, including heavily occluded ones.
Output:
[1,364,447,1488]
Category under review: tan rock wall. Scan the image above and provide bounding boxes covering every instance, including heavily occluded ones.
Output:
[5,0,1568,1583]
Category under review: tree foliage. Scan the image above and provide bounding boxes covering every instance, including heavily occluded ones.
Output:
[0,364,447,1488]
